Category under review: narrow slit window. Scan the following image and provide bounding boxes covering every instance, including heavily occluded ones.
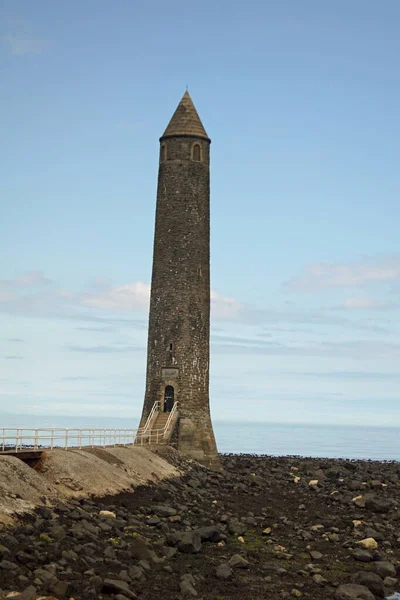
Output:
[192,144,201,161]
[160,144,166,162]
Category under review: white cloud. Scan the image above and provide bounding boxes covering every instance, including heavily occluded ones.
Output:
[210,290,242,320]
[0,270,53,289]
[15,271,53,287]
[0,271,395,335]
[3,35,46,56]
[340,297,390,310]
[284,257,400,292]
[82,282,243,321]
[82,282,151,312]
[213,338,400,360]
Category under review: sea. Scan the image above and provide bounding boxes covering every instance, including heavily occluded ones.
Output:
[0,414,399,461]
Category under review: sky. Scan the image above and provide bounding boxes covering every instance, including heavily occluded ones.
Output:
[1,0,400,426]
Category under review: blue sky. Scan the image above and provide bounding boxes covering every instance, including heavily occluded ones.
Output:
[1,0,400,426]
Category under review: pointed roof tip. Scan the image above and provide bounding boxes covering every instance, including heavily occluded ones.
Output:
[161,90,210,141]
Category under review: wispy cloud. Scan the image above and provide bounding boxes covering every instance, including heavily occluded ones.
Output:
[67,344,144,354]
[211,290,242,320]
[82,281,151,312]
[75,326,116,333]
[242,306,390,334]
[0,271,244,324]
[60,376,99,381]
[213,338,400,360]
[284,256,400,292]
[3,355,23,360]
[336,297,392,310]
[3,35,46,56]
[290,370,400,381]
[0,270,395,336]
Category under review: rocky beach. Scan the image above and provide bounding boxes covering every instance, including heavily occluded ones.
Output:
[0,448,400,600]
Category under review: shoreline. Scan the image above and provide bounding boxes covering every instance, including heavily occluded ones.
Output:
[0,450,399,599]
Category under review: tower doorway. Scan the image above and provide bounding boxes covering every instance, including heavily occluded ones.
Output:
[164,385,174,412]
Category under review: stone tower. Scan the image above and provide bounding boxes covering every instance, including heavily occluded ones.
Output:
[141,91,219,469]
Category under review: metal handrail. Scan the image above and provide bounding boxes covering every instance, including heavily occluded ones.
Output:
[135,402,179,445]
[0,401,179,452]
[163,402,178,438]
[137,400,160,436]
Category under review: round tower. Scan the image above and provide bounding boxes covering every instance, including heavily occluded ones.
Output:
[140,91,219,469]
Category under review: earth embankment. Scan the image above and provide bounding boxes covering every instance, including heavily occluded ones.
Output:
[0,446,179,524]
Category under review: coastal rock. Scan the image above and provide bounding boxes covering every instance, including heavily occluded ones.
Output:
[350,571,385,598]
[151,504,178,517]
[335,583,375,599]
[167,531,202,553]
[358,538,378,550]
[228,554,249,568]
[102,579,137,598]
[99,510,116,519]
[352,549,373,562]
[364,496,393,513]
[215,563,233,579]
[373,561,397,578]
[195,525,223,542]
[17,586,37,600]
[180,574,198,597]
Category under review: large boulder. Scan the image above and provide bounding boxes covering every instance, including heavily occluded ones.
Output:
[151,504,178,517]
[128,538,156,562]
[195,525,223,542]
[351,571,385,598]
[167,531,202,553]
[335,583,375,599]
[373,561,397,578]
[102,579,137,599]
[364,495,393,513]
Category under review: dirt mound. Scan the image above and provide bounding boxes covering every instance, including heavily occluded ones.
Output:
[37,446,180,497]
[0,456,58,524]
[0,446,180,522]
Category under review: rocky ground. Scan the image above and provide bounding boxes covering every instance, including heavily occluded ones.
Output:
[0,450,400,600]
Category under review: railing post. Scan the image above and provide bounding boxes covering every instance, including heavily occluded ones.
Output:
[2,429,4,452]
[64,429,68,450]
[34,429,38,450]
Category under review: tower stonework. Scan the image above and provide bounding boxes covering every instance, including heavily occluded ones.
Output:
[141,91,219,469]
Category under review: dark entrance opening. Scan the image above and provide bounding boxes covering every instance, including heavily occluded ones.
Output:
[164,385,174,412]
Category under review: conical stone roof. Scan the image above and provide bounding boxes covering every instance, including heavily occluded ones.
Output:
[161,91,209,140]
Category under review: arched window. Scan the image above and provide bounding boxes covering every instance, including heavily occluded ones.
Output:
[164,385,174,412]
[160,144,166,162]
[192,143,201,162]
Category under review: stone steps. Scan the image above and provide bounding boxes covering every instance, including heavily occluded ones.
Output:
[149,412,175,444]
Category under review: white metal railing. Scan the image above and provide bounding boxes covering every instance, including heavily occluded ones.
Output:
[0,428,138,452]
[136,400,160,438]
[136,402,179,445]
[0,401,179,452]
[164,402,178,437]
